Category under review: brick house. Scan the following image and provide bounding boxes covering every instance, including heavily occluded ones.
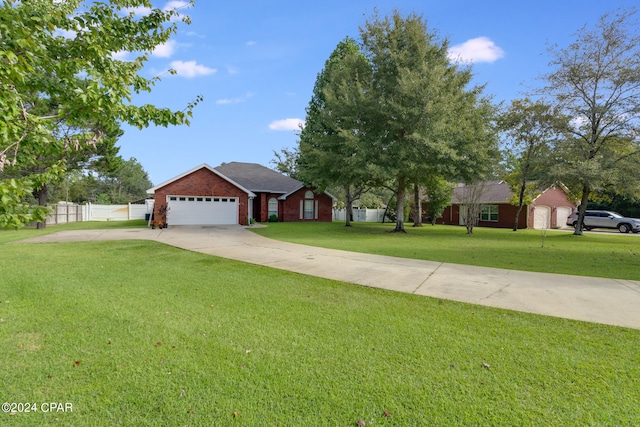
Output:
[433,181,576,229]
[146,162,335,226]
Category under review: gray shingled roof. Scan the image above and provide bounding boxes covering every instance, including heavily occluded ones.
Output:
[452,181,513,204]
[215,162,302,194]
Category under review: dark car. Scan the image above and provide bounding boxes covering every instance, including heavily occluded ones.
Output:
[566,210,640,233]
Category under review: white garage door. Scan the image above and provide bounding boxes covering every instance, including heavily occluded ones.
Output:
[556,206,572,229]
[167,196,238,225]
[533,205,550,229]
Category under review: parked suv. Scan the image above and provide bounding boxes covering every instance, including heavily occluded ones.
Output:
[566,210,640,233]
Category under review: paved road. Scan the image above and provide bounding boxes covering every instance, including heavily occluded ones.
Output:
[17,225,640,329]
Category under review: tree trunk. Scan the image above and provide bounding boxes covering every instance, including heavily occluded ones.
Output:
[34,183,48,229]
[344,185,352,227]
[513,180,526,231]
[393,178,406,232]
[412,182,422,227]
[574,185,590,236]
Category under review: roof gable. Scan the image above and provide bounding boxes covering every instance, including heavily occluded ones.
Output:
[146,163,256,197]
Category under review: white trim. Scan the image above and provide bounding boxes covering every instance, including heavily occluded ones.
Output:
[146,163,256,198]
[268,197,279,218]
[480,205,499,222]
[278,184,338,201]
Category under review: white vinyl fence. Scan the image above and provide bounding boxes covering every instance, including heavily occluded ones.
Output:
[45,203,85,225]
[45,202,152,225]
[332,208,387,222]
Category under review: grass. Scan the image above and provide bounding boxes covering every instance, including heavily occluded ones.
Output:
[0,222,640,426]
[250,222,640,281]
[1,224,640,425]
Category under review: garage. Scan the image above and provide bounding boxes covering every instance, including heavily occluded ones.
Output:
[167,196,238,225]
[533,205,551,229]
[556,206,572,229]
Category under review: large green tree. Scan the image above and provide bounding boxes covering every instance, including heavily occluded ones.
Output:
[1,110,123,226]
[540,7,640,235]
[297,37,378,226]
[0,0,200,228]
[360,11,499,232]
[100,157,153,204]
[499,99,564,230]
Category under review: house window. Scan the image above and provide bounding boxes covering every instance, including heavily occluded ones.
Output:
[268,197,278,218]
[304,200,314,219]
[481,205,499,222]
[300,190,318,220]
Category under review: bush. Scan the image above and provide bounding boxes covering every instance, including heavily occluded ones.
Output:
[269,214,278,222]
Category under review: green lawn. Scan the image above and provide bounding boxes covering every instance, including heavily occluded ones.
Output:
[1,222,640,425]
[251,222,640,280]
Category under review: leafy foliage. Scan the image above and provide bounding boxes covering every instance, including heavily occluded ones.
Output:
[539,7,640,234]
[359,11,499,232]
[297,37,377,226]
[424,177,453,225]
[0,0,201,228]
[499,99,565,230]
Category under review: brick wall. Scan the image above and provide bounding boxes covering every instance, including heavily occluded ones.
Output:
[527,186,576,228]
[153,168,250,225]
[281,188,333,222]
[255,193,282,222]
[435,204,527,228]
[482,204,527,229]
[432,186,575,230]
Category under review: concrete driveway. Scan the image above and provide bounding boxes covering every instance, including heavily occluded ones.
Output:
[17,225,640,329]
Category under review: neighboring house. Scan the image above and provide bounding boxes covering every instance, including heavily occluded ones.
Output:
[146,162,335,226]
[433,181,576,229]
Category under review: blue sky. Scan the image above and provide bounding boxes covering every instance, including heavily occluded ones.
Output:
[114,0,636,185]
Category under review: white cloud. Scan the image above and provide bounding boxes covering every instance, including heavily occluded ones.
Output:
[124,2,190,20]
[269,118,305,131]
[245,40,257,46]
[163,1,190,11]
[163,1,191,21]
[447,37,505,64]
[152,40,177,58]
[170,60,217,78]
[216,92,254,105]
[111,50,130,61]
[123,6,152,16]
[55,28,76,39]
